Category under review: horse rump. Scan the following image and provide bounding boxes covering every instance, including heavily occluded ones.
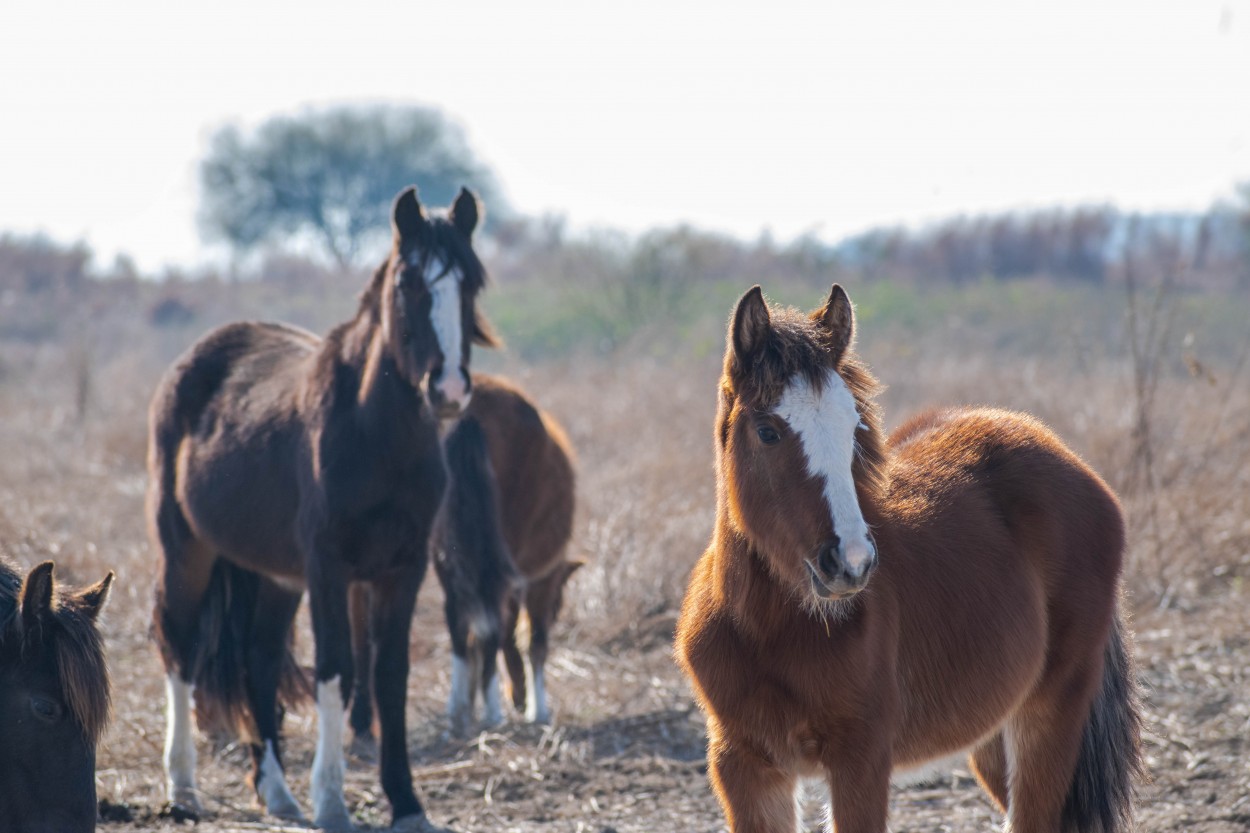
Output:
[185,561,310,741]
[1062,611,1143,833]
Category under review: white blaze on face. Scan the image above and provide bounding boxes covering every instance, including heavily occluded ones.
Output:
[164,674,196,799]
[426,255,468,408]
[310,677,349,827]
[774,370,874,572]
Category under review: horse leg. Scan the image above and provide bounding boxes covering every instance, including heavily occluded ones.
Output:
[1003,657,1104,833]
[500,593,526,713]
[821,740,891,833]
[523,573,561,724]
[153,536,215,812]
[245,578,305,820]
[443,584,475,736]
[307,564,355,831]
[477,621,504,727]
[347,582,376,748]
[706,729,800,833]
[369,567,428,827]
[969,731,1009,813]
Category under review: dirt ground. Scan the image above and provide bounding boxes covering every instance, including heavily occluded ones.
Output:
[82,589,1250,833]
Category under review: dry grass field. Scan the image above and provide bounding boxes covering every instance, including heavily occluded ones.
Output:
[1,269,1248,831]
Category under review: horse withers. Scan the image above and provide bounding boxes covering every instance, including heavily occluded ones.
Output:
[675,285,1142,833]
[349,373,580,740]
[1,559,113,833]
[148,186,495,832]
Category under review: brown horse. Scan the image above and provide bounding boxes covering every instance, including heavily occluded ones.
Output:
[349,373,579,739]
[1,558,113,833]
[676,285,1141,833]
[148,186,494,832]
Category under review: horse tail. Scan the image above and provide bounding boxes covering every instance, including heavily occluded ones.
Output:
[442,416,521,647]
[1062,610,1143,832]
[187,560,309,741]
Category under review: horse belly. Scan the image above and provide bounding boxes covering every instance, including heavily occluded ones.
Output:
[889,559,1048,766]
[177,428,304,580]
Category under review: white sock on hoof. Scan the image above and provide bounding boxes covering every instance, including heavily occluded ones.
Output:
[483,671,504,726]
[256,739,303,819]
[525,664,550,723]
[164,674,198,806]
[447,654,474,733]
[311,676,351,829]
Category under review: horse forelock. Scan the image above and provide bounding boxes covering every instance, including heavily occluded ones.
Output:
[8,587,111,744]
[51,596,111,743]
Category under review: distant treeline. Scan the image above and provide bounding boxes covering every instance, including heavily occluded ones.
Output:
[833,207,1248,289]
[1,203,1247,348]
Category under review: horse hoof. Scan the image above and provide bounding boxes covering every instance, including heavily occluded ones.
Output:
[314,801,354,831]
[349,732,378,762]
[169,787,202,817]
[267,795,306,823]
[393,812,455,833]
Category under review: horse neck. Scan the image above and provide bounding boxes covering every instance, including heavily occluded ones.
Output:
[322,303,427,432]
[708,514,807,642]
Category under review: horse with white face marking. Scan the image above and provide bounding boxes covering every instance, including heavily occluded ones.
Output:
[148,186,495,832]
[676,285,1142,833]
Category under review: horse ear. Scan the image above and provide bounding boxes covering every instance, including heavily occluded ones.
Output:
[731,285,771,362]
[814,284,854,360]
[21,561,56,628]
[449,187,480,238]
[75,571,114,622]
[392,186,427,241]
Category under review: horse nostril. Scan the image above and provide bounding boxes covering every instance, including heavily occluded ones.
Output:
[817,540,840,577]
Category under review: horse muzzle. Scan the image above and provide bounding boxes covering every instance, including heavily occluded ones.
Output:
[805,537,877,599]
[428,367,472,418]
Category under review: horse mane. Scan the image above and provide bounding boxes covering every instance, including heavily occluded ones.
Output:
[0,559,110,744]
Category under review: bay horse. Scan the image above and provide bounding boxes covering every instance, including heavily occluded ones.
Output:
[675,285,1142,833]
[148,186,495,832]
[1,558,113,833]
[349,373,580,739]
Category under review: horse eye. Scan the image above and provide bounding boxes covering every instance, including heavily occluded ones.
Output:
[756,424,781,445]
[30,696,63,722]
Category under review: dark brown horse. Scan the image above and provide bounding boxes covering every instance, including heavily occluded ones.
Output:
[349,373,579,739]
[1,558,113,833]
[148,186,494,832]
[676,285,1142,832]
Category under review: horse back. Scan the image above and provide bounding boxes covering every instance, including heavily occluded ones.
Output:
[465,374,576,580]
[148,321,321,576]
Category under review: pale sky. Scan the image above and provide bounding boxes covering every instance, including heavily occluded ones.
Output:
[2,0,1248,272]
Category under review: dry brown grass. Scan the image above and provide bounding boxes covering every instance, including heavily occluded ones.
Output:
[1,278,1248,831]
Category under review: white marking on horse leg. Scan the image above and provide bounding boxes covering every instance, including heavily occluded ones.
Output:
[483,668,504,726]
[164,674,198,806]
[525,663,550,723]
[256,739,303,819]
[427,259,468,409]
[776,371,875,572]
[311,676,351,830]
[448,654,474,734]
[1000,721,1020,833]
